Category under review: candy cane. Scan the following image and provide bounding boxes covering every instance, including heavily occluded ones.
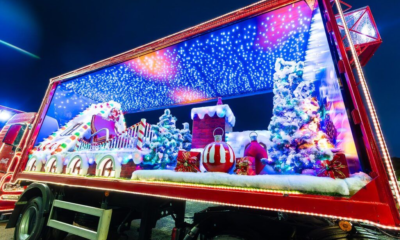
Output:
[136,118,146,150]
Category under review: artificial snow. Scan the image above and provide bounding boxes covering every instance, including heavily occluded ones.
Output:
[191,104,236,127]
[131,170,372,196]
[346,172,372,195]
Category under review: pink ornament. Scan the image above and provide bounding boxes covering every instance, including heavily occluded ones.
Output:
[217,97,223,105]
[202,128,235,173]
[244,132,268,174]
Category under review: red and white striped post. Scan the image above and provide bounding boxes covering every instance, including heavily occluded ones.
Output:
[136,118,146,150]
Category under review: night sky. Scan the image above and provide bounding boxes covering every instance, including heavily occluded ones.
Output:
[1,0,400,155]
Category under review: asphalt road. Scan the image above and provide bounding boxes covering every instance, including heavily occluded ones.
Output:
[0,201,212,240]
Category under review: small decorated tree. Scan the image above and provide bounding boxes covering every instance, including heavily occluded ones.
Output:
[267,58,334,174]
[142,109,183,169]
[180,122,192,151]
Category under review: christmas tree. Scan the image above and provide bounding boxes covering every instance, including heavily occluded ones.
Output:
[267,58,334,174]
[180,122,192,151]
[142,109,184,169]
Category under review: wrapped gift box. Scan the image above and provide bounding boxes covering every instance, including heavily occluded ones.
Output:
[175,150,201,172]
[234,156,256,176]
[316,153,350,179]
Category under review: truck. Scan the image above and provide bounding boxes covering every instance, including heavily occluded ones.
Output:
[0,106,27,218]
[0,105,25,130]
[0,112,57,220]
[5,0,400,239]
[0,113,32,218]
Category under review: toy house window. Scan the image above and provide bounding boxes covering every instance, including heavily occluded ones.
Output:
[3,124,26,147]
[71,158,82,174]
[61,123,83,136]
[49,159,57,173]
[29,160,36,171]
[101,159,114,177]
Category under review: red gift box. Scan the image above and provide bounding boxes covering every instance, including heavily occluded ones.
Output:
[316,153,350,179]
[234,157,256,176]
[175,150,201,172]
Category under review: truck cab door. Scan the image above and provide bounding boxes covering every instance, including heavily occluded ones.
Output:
[0,124,26,173]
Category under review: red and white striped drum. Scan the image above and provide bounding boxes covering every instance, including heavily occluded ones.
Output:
[202,128,235,173]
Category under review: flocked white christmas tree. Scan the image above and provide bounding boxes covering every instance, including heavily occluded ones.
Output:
[267,58,334,174]
[142,109,184,169]
[180,122,192,151]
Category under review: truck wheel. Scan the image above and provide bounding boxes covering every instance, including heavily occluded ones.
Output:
[14,196,46,240]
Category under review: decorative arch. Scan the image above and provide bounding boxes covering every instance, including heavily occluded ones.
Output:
[66,155,88,176]
[25,157,39,172]
[44,156,63,174]
[95,155,121,178]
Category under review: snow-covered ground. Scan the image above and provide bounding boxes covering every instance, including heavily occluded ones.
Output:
[132,170,371,196]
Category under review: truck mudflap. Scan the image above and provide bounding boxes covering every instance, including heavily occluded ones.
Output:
[6,182,53,228]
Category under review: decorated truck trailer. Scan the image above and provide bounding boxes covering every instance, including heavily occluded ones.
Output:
[5,0,399,239]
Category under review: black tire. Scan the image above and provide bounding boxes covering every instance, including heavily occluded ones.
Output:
[14,196,46,240]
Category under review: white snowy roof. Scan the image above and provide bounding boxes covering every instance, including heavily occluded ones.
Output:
[191,104,235,127]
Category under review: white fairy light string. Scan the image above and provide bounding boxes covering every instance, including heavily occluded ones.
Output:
[334,0,400,204]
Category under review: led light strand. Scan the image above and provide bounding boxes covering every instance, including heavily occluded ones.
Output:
[20,171,305,195]
[16,177,400,231]
[334,0,400,204]
[0,208,14,213]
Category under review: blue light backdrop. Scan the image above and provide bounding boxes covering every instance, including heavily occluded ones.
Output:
[58,2,313,113]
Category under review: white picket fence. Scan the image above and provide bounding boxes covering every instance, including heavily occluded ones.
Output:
[75,119,155,152]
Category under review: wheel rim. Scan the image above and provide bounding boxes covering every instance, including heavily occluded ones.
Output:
[18,205,38,240]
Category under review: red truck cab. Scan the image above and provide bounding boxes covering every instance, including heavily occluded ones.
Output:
[0,113,35,214]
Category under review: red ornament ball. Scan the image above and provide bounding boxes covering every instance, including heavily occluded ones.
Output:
[202,128,235,173]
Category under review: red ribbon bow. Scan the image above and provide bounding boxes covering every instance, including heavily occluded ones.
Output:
[175,152,200,172]
[318,159,347,179]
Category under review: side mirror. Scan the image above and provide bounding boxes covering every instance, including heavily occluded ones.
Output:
[3,125,22,145]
